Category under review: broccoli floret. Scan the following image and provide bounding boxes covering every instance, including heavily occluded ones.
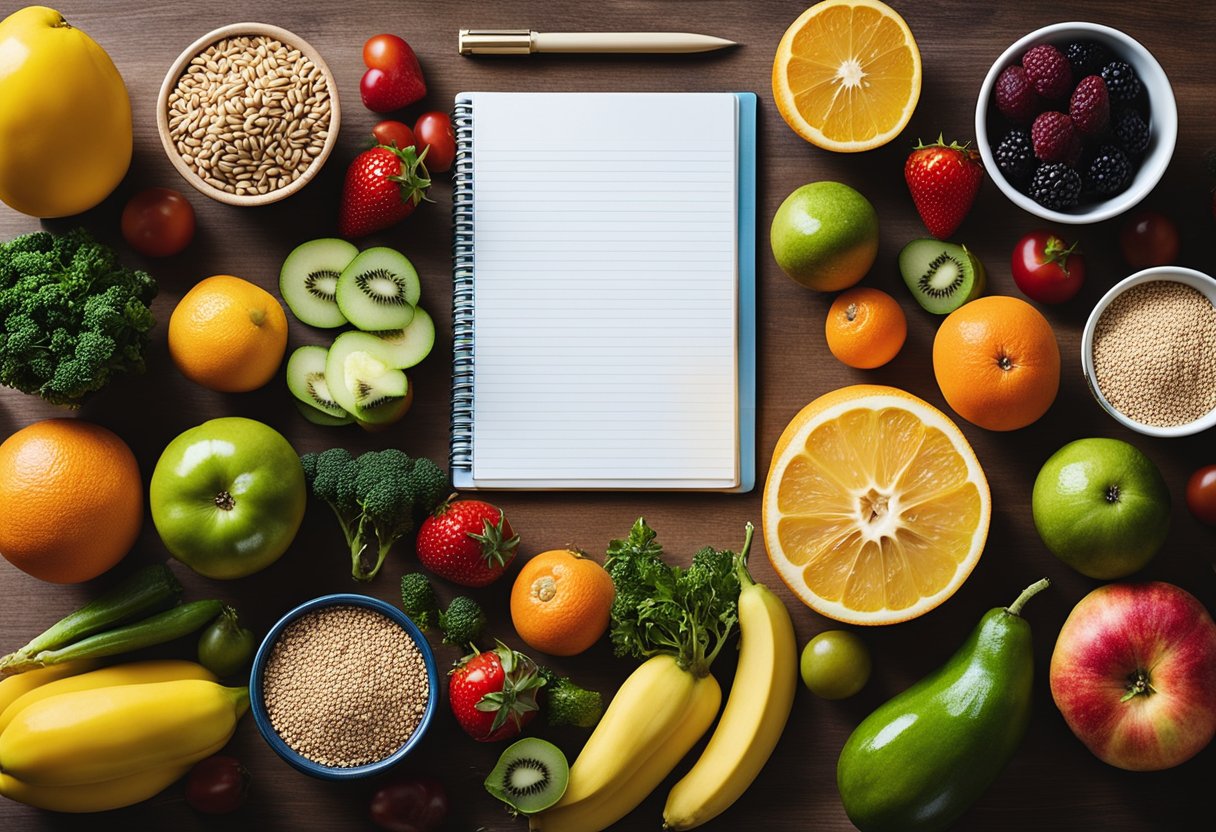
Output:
[400,572,439,631]
[538,667,603,728]
[439,596,486,646]
[0,228,157,406]
[300,448,448,581]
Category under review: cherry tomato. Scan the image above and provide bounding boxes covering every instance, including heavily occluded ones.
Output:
[1010,230,1085,304]
[1120,210,1180,269]
[363,34,408,70]
[121,187,195,257]
[413,112,456,173]
[1186,465,1216,526]
[373,120,416,150]
[185,755,249,814]
[370,777,448,832]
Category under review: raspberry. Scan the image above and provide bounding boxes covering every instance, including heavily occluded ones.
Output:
[1114,109,1150,156]
[1069,75,1110,135]
[1065,41,1112,77]
[995,129,1035,189]
[1029,163,1083,210]
[1100,61,1142,102]
[1022,44,1073,99]
[1085,145,1132,196]
[995,65,1039,122]
[1031,111,1081,164]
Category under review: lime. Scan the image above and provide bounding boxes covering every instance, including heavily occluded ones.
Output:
[800,630,872,699]
[770,182,879,291]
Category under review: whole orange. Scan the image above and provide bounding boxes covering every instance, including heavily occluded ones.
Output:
[933,295,1060,431]
[168,275,288,392]
[0,419,142,583]
[510,549,615,656]
[825,287,907,369]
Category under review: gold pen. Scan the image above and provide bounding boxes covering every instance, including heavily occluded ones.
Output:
[458,29,738,56]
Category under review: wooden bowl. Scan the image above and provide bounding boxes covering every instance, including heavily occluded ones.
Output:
[156,22,341,207]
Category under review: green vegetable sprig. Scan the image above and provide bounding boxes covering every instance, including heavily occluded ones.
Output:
[0,229,157,406]
[605,517,751,678]
[300,448,448,582]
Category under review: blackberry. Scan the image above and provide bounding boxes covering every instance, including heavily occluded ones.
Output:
[995,128,1035,189]
[1100,61,1142,102]
[1085,145,1132,196]
[1065,40,1112,76]
[1029,163,1083,210]
[1114,109,1150,156]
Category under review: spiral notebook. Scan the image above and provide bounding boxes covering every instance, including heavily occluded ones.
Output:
[450,91,756,491]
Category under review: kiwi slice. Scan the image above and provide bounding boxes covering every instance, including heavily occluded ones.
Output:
[335,247,420,331]
[324,331,408,422]
[899,239,987,315]
[286,345,350,420]
[279,238,358,328]
[484,737,569,815]
[368,307,436,369]
[294,399,354,427]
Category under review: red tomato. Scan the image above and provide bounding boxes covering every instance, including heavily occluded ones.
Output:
[121,188,195,257]
[1120,211,1180,269]
[185,755,248,814]
[370,777,448,832]
[1186,465,1216,526]
[363,34,408,70]
[414,112,456,173]
[373,120,416,150]
[1010,230,1085,304]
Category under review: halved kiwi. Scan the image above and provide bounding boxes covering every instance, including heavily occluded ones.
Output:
[279,238,358,328]
[484,737,569,815]
[286,345,349,419]
[899,239,986,315]
[294,399,354,427]
[335,247,420,331]
[324,331,408,422]
[368,307,436,369]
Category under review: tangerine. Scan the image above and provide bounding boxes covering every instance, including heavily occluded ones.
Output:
[510,549,615,656]
[932,295,1060,431]
[825,287,907,369]
[0,419,142,583]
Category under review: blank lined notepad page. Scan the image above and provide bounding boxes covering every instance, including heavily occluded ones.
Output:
[470,93,739,486]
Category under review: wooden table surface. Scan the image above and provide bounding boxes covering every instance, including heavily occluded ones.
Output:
[2,0,1214,829]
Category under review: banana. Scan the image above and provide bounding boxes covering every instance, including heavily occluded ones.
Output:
[555,654,697,809]
[530,673,722,832]
[0,661,95,715]
[0,659,215,734]
[662,568,799,829]
[0,678,248,787]
[0,765,190,813]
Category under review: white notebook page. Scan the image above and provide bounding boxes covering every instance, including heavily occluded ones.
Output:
[469,92,740,487]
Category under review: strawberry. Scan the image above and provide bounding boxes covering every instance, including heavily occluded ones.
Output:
[416,497,519,587]
[448,643,542,742]
[337,144,431,239]
[904,137,985,240]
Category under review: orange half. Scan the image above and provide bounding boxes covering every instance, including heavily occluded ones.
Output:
[773,0,922,152]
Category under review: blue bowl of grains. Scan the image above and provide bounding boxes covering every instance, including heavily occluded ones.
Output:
[250,593,439,779]
[1082,266,1216,438]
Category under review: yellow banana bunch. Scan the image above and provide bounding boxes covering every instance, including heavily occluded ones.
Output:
[0,661,95,714]
[0,663,246,813]
[663,566,799,829]
[532,671,719,832]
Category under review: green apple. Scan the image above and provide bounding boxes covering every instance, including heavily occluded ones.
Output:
[1032,438,1170,580]
[770,181,879,291]
[800,630,871,700]
[150,417,306,579]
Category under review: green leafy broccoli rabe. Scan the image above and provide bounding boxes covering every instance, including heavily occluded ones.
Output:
[0,229,157,406]
[300,448,447,582]
[605,517,751,678]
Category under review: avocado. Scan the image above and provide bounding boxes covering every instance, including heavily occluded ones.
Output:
[836,579,1050,832]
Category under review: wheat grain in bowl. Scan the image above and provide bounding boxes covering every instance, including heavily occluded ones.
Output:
[166,33,330,198]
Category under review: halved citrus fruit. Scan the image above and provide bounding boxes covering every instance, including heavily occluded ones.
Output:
[763,385,990,624]
[772,0,922,152]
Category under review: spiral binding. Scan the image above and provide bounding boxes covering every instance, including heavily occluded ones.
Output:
[450,98,476,473]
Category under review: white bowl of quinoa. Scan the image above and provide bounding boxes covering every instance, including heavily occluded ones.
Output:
[1082,266,1216,437]
[250,594,438,779]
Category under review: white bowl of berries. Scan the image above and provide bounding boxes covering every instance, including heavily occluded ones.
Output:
[975,22,1176,223]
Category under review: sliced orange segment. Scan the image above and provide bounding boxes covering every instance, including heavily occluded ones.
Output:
[763,385,990,624]
[773,0,922,152]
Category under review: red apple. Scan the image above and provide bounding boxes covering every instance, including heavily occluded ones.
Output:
[1049,581,1216,771]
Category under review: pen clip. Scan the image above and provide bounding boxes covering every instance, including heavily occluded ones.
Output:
[459,29,534,56]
